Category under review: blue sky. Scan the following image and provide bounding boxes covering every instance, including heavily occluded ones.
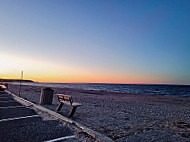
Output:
[0,0,190,84]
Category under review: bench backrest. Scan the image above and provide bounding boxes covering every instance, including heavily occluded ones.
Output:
[57,94,73,104]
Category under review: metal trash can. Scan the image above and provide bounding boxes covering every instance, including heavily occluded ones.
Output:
[40,87,54,105]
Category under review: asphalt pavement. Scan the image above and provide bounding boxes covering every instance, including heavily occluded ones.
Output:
[0,91,76,142]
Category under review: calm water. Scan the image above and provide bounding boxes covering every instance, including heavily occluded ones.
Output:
[10,82,190,98]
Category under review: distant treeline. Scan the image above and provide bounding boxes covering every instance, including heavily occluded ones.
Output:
[0,79,34,82]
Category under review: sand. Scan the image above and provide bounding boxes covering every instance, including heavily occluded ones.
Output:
[7,84,190,141]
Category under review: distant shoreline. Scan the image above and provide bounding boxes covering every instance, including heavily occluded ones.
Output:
[1,79,189,86]
[6,82,190,98]
[0,79,34,83]
[20,81,190,86]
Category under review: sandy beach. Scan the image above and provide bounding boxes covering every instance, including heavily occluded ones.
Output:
[7,84,190,141]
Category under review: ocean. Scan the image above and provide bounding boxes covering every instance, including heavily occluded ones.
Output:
[9,82,190,98]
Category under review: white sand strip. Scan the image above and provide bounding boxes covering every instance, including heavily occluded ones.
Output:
[0,115,39,122]
[0,106,29,109]
[44,135,76,142]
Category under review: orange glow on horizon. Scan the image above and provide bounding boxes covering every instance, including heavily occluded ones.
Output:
[1,73,177,85]
[0,52,185,85]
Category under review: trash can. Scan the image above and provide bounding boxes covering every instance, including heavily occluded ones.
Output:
[40,87,54,105]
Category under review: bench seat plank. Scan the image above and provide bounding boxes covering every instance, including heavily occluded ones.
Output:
[72,102,82,106]
[60,101,81,107]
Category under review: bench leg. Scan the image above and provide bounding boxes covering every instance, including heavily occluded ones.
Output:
[56,103,63,112]
[69,106,78,117]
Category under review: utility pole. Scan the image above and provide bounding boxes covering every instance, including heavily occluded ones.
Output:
[19,71,23,96]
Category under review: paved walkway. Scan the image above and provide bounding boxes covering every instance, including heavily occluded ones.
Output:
[0,91,76,142]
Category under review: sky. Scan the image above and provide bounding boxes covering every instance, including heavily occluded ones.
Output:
[0,0,190,84]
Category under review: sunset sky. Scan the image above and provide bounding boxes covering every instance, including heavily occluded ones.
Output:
[0,0,190,84]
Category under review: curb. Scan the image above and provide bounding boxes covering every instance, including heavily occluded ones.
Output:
[5,90,114,142]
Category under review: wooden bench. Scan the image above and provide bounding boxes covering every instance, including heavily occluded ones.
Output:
[56,94,82,117]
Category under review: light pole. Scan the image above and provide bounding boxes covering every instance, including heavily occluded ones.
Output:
[19,71,23,96]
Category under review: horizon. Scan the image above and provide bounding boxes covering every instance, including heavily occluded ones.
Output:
[1,0,190,85]
[1,78,190,86]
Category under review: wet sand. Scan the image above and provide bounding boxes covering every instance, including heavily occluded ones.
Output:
[7,84,190,141]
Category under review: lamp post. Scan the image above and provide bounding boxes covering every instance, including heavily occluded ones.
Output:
[18,71,23,96]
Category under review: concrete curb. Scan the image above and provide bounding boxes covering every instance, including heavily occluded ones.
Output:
[5,90,114,142]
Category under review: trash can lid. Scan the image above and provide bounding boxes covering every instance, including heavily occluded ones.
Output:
[43,87,54,91]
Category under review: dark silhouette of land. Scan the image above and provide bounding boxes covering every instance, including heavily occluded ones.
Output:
[0,79,34,83]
